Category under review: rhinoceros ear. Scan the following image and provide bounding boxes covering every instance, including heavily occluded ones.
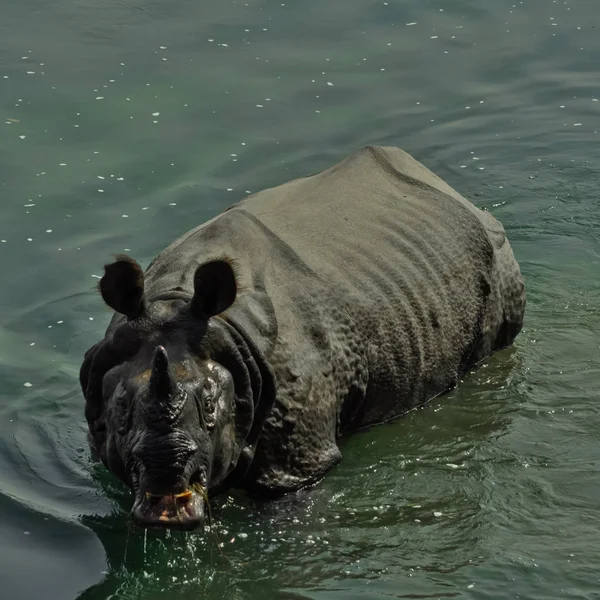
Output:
[98,254,146,320]
[191,259,237,319]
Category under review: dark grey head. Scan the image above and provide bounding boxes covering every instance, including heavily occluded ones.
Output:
[81,255,248,530]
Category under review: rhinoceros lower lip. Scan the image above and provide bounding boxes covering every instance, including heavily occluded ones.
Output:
[131,487,205,530]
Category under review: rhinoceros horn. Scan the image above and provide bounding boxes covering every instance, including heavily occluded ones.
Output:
[149,345,175,402]
[145,345,186,426]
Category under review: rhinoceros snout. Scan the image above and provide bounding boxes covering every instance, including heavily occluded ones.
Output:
[131,488,205,530]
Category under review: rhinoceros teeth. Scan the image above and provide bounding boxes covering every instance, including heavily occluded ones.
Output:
[174,489,193,500]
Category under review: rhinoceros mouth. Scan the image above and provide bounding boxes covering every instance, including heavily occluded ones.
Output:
[131,486,206,530]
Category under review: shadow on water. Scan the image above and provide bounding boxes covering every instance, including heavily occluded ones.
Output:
[75,346,524,599]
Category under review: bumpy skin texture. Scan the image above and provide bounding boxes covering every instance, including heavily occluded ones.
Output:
[81,146,525,496]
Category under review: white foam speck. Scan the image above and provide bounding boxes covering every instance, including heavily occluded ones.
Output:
[152,112,160,116]
[433,511,443,517]
[98,189,104,193]
[30,343,35,346]
[46,229,52,233]
[96,96,104,100]
[122,214,128,217]
[97,176,105,179]
[24,382,33,388]
[327,81,334,86]
[19,135,26,139]
[89,317,94,321]
[59,163,67,166]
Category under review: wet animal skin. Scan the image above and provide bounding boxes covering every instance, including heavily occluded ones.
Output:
[80,146,525,528]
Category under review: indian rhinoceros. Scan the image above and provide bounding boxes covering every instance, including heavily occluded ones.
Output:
[80,146,525,528]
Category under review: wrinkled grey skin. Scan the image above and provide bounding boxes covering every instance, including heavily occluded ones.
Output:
[80,146,525,527]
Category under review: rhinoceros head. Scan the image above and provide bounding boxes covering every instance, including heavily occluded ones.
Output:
[80,255,254,530]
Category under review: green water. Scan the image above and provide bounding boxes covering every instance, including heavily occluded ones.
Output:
[1,0,599,598]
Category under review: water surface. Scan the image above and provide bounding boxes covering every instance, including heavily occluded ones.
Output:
[1,0,599,598]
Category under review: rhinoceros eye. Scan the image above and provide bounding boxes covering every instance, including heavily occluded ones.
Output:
[202,380,217,430]
[113,383,133,434]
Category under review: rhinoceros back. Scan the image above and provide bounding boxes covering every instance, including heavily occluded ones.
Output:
[236,146,525,425]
